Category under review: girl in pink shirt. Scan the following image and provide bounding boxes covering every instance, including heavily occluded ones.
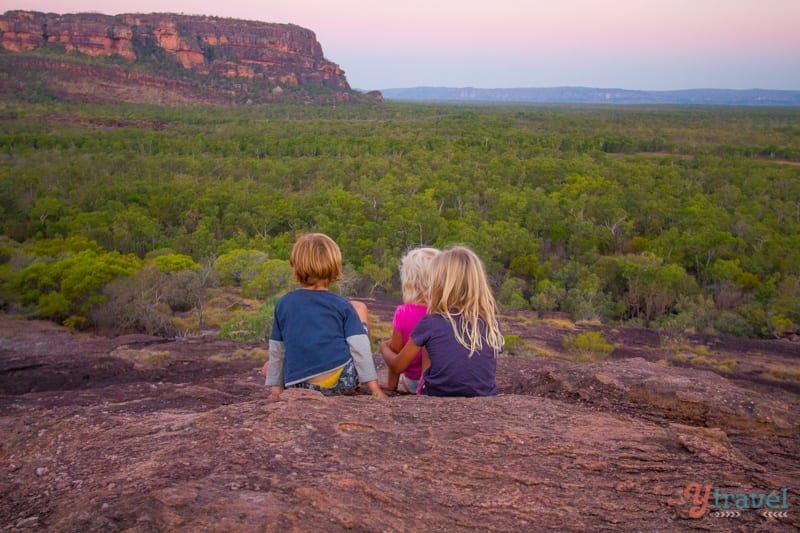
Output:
[380,247,440,393]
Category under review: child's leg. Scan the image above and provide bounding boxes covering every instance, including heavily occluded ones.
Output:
[352,298,395,389]
[399,374,420,395]
[350,300,369,331]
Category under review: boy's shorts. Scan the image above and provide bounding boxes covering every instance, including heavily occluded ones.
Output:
[292,358,359,395]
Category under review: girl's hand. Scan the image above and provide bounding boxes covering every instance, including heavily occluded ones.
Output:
[269,386,282,400]
[384,338,423,374]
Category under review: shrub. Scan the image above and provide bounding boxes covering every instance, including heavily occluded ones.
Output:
[240,259,294,299]
[763,365,800,382]
[713,311,756,338]
[671,353,689,364]
[529,280,565,312]
[150,253,199,272]
[689,355,738,373]
[217,295,279,343]
[502,334,528,356]
[10,246,141,327]
[562,273,614,322]
[498,277,530,310]
[213,249,269,286]
[562,331,614,362]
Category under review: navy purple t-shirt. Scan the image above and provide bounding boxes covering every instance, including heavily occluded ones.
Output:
[411,313,498,397]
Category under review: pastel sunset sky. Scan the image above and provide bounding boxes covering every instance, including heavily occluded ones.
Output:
[4,0,799,91]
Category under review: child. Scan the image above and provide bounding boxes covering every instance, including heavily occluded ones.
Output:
[265,233,387,400]
[380,246,440,394]
[380,246,503,397]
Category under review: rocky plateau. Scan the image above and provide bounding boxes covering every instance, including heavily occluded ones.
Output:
[0,299,798,531]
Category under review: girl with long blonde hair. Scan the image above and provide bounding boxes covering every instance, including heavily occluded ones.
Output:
[380,245,503,396]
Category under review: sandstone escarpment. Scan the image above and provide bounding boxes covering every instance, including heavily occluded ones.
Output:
[0,10,366,105]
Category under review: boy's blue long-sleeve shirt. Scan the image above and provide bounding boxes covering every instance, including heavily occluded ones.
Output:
[265,289,377,387]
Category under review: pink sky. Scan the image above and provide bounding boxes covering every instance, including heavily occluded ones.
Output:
[3,0,799,90]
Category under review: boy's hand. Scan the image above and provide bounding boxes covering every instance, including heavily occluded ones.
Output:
[367,381,388,400]
[269,386,282,401]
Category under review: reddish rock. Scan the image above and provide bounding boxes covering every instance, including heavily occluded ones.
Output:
[0,11,348,88]
[0,10,353,104]
[0,314,797,531]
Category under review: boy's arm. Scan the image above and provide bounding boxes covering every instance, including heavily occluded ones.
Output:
[265,339,286,399]
[347,333,387,399]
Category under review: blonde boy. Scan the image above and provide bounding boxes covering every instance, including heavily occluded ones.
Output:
[265,233,386,399]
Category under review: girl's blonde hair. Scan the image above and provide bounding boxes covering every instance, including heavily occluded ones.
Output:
[290,233,342,287]
[427,246,504,357]
[400,247,440,304]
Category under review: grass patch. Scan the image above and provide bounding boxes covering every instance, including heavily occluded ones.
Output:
[171,314,200,335]
[659,333,732,370]
[368,312,393,341]
[660,331,711,357]
[527,343,562,359]
[111,347,171,366]
[503,335,529,356]
[499,312,540,328]
[167,289,267,334]
[541,317,578,330]
[665,351,737,373]
[209,347,268,363]
[762,365,800,382]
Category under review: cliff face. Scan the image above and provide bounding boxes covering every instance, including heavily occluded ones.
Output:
[0,10,357,104]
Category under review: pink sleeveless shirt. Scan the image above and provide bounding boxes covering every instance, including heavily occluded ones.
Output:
[391,303,428,380]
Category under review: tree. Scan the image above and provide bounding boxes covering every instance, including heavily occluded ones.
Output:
[360,262,393,296]
[213,249,269,286]
[112,206,162,256]
[772,275,800,328]
[498,277,529,310]
[93,265,176,337]
[622,255,699,324]
[241,259,294,299]
[151,253,199,273]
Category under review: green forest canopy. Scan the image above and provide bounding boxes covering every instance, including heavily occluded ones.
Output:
[0,101,799,338]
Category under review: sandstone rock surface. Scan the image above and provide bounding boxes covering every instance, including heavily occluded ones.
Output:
[1,311,798,531]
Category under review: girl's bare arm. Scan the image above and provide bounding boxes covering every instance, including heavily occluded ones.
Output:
[380,337,423,375]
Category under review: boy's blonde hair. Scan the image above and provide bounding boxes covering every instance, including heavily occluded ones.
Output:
[427,246,504,357]
[290,233,342,288]
[400,247,440,304]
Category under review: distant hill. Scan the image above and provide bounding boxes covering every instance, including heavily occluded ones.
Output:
[0,10,380,105]
[380,86,800,106]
